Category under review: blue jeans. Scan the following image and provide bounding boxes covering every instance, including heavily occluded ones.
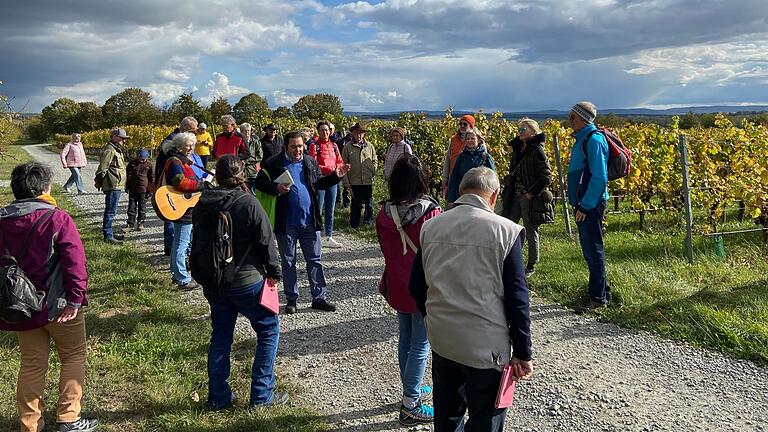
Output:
[204,281,280,408]
[577,200,607,303]
[276,225,327,301]
[316,184,338,237]
[102,190,121,240]
[64,167,84,192]
[398,312,430,403]
[171,222,193,284]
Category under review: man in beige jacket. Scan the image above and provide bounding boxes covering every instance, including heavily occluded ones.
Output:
[341,122,378,228]
[96,128,128,244]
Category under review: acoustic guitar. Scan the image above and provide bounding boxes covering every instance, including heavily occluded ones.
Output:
[152,185,201,221]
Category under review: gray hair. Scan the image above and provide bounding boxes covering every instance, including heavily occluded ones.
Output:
[180,116,198,132]
[459,167,500,195]
[171,132,197,151]
[220,114,236,126]
[11,162,53,199]
[239,122,252,132]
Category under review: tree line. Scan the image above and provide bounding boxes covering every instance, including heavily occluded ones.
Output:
[28,88,344,140]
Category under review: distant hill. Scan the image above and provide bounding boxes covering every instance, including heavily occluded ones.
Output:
[346,105,768,120]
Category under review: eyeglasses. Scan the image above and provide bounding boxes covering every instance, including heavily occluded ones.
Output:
[518,127,527,133]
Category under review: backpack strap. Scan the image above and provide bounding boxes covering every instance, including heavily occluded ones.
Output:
[223,191,253,269]
[3,208,56,260]
[389,204,418,255]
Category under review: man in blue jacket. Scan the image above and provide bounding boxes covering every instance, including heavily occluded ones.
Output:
[567,101,610,313]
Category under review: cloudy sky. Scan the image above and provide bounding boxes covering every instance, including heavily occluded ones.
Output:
[2,0,767,113]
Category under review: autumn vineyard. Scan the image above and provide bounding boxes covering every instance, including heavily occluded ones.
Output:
[56,111,768,234]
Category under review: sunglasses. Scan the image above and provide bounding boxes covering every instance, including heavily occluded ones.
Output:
[518,127,527,133]
[459,122,469,127]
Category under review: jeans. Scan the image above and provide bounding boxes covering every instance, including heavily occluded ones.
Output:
[127,191,147,227]
[316,184,338,237]
[102,190,121,240]
[432,351,507,432]
[163,222,174,253]
[576,199,607,303]
[204,281,280,408]
[63,167,84,192]
[171,222,193,285]
[276,225,327,301]
[16,313,87,432]
[350,184,373,228]
[200,155,209,168]
[398,312,430,404]
[509,193,540,268]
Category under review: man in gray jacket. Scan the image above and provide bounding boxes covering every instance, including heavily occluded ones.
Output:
[410,167,533,432]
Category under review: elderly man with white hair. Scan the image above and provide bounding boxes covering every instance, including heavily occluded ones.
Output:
[410,166,533,432]
[240,122,264,191]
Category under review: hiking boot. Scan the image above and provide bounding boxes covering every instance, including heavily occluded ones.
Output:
[419,385,433,402]
[575,300,607,314]
[104,237,123,245]
[179,280,201,291]
[323,236,343,248]
[311,298,337,312]
[58,417,98,432]
[112,233,125,241]
[252,391,289,408]
[525,264,535,278]
[285,300,297,314]
[399,402,434,426]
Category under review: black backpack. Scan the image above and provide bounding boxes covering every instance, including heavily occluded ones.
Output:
[0,209,55,323]
[189,192,250,290]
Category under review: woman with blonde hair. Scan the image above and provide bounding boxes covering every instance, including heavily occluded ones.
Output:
[60,133,88,194]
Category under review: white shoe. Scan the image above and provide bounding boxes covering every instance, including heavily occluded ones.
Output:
[324,237,343,248]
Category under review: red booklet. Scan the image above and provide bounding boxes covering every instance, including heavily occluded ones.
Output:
[495,364,517,409]
[259,278,280,314]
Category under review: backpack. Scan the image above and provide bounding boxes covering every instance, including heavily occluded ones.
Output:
[0,209,55,323]
[189,192,250,290]
[583,128,632,181]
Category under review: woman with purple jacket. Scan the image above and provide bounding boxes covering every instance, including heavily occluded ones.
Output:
[0,162,96,432]
[375,155,441,426]
[60,133,88,194]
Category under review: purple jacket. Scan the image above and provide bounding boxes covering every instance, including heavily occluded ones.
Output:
[0,199,88,331]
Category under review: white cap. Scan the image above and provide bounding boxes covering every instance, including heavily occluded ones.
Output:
[199,123,207,129]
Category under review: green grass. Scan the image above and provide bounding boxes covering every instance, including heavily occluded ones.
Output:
[0,157,325,430]
[0,141,33,174]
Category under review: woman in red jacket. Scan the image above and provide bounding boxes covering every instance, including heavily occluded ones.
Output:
[375,155,441,426]
[309,120,345,248]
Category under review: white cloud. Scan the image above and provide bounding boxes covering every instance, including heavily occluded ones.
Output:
[45,78,127,101]
[271,90,302,107]
[199,72,250,104]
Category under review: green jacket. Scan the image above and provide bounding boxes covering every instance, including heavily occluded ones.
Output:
[342,141,377,187]
[96,141,126,191]
[244,137,263,179]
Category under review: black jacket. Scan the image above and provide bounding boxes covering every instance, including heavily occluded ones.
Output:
[506,133,551,196]
[260,136,284,162]
[192,187,281,289]
[255,152,341,235]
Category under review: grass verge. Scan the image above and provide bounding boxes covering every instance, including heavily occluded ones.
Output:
[0,148,325,431]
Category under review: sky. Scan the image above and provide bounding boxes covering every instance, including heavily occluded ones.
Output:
[1,0,768,113]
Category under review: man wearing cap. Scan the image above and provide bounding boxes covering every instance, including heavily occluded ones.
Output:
[194,123,214,168]
[341,122,378,228]
[260,123,284,162]
[96,128,129,244]
[567,101,611,313]
[442,115,476,198]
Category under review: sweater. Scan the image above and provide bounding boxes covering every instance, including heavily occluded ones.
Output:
[164,152,204,224]
[383,141,413,180]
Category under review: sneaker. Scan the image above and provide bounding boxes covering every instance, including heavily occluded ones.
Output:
[311,298,337,312]
[63,187,73,193]
[58,418,98,432]
[285,300,297,314]
[179,280,201,291]
[77,190,87,195]
[135,224,144,232]
[399,402,434,426]
[419,384,433,402]
[104,237,123,245]
[324,237,343,248]
[252,391,289,408]
[575,300,607,314]
[525,265,535,278]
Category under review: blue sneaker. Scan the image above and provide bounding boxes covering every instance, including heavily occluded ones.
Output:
[419,384,433,402]
[399,402,434,426]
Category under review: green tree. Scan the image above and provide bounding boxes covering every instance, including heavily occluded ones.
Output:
[599,113,627,128]
[73,101,102,132]
[272,106,293,119]
[292,93,343,120]
[102,87,159,127]
[167,92,205,124]
[233,93,270,123]
[40,97,79,136]
[208,96,232,123]
[679,112,700,129]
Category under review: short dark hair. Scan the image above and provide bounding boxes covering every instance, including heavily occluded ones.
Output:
[284,131,304,145]
[215,155,246,189]
[316,120,330,130]
[11,162,53,199]
[388,155,429,204]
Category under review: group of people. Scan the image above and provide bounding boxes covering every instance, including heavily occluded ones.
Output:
[1,101,612,432]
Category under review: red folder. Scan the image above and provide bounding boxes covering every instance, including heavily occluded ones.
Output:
[495,364,517,409]
[259,278,280,314]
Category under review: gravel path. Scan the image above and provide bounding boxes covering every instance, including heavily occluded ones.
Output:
[27,144,768,431]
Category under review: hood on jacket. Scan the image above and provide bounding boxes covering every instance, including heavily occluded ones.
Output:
[385,196,439,226]
[510,132,547,151]
[197,187,247,211]
[161,137,177,155]
[0,198,54,220]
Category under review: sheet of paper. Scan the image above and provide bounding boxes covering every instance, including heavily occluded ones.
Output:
[274,170,294,186]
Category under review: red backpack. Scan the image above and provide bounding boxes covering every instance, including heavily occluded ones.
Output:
[583,128,632,181]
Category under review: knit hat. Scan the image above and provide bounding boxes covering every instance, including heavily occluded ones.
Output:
[460,115,475,128]
[571,101,597,124]
[391,127,407,141]
[138,148,149,159]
